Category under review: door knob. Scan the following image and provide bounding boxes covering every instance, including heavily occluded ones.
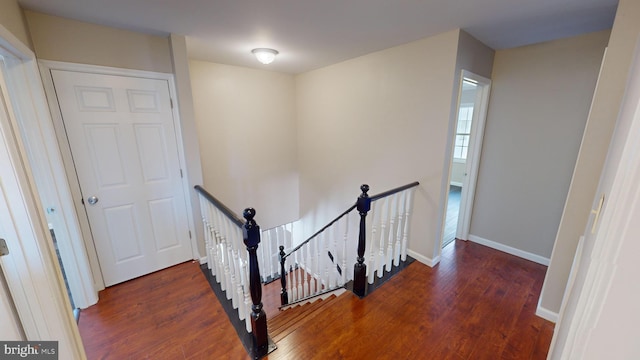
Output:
[87,196,99,205]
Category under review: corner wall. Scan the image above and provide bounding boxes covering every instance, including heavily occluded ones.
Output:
[295,30,461,262]
[469,31,609,264]
[0,0,32,49]
[540,0,640,316]
[189,60,299,229]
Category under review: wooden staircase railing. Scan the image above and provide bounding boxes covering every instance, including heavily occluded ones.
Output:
[194,186,274,358]
[194,181,418,357]
[278,181,419,305]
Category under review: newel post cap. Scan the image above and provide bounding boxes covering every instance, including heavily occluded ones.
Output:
[242,208,260,248]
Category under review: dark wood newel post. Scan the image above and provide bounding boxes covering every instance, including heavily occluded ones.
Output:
[279,246,288,305]
[353,184,371,297]
[242,208,268,355]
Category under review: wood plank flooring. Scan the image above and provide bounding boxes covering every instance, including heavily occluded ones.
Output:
[78,240,553,359]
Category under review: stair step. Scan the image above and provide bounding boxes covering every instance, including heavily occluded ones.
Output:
[269,295,333,335]
[268,293,344,342]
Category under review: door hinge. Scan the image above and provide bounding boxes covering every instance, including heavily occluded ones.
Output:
[0,238,9,256]
[188,231,192,239]
[180,169,183,178]
[170,98,174,109]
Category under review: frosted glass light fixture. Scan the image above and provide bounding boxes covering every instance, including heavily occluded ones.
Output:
[251,48,279,65]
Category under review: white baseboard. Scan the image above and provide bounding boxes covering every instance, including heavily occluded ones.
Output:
[407,249,440,267]
[468,235,550,266]
[199,256,207,265]
[536,305,558,323]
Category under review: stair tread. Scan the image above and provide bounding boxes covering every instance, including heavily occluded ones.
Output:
[268,293,344,340]
[269,295,335,334]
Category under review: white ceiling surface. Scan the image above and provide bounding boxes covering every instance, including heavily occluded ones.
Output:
[19,0,618,74]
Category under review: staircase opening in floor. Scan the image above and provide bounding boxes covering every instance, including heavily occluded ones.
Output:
[194,181,419,359]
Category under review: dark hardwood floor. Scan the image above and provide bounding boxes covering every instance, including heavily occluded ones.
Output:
[78,240,553,359]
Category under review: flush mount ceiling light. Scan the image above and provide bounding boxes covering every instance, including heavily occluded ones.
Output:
[251,48,279,65]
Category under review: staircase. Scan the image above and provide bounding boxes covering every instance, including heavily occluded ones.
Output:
[195,181,419,359]
[269,289,346,343]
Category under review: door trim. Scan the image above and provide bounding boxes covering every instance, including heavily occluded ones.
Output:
[0,24,85,358]
[457,70,491,241]
[38,60,199,289]
[439,70,491,252]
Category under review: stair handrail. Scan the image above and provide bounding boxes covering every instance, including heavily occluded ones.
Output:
[194,185,271,358]
[194,185,244,227]
[369,181,420,202]
[279,181,419,305]
[282,204,356,260]
[281,181,419,261]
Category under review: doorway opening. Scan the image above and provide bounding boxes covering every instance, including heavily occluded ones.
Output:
[442,71,491,248]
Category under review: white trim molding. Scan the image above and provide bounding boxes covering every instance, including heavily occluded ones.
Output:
[407,249,440,267]
[468,235,550,266]
[536,305,559,323]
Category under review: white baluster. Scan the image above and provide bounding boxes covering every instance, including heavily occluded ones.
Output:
[324,230,330,290]
[237,254,246,322]
[216,216,225,286]
[292,250,299,301]
[385,194,397,273]
[342,215,348,285]
[269,228,277,281]
[244,260,252,333]
[315,233,322,292]
[394,191,406,266]
[206,203,216,274]
[367,201,377,283]
[225,219,236,301]
[222,222,231,295]
[310,241,317,295]
[331,223,338,289]
[302,244,309,298]
[401,188,416,261]
[285,258,292,303]
[288,263,294,303]
[377,197,389,279]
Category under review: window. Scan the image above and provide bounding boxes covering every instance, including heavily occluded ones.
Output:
[454,105,473,160]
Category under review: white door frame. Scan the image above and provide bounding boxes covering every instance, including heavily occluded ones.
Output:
[38,60,200,288]
[457,70,491,241]
[0,24,85,359]
[2,55,98,309]
[441,69,491,248]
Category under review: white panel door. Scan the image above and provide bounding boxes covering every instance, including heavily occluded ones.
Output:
[51,70,191,286]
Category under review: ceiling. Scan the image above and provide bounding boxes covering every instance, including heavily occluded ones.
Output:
[18,0,618,74]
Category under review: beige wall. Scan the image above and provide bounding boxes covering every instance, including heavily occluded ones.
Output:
[189,60,299,229]
[455,30,495,80]
[25,11,172,73]
[0,0,31,48]
[540,0,640,315]
[295,30,461,261]
[470,31,609,260]
[169,34,205,256]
